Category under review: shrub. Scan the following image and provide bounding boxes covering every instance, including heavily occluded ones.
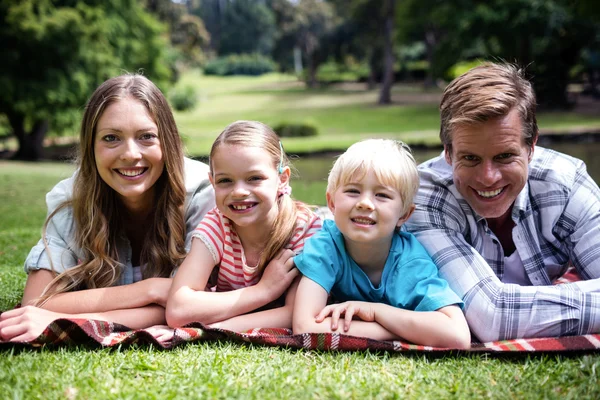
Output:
[273,122,318,138]
[204,53,276,76]
[170,85,198,112]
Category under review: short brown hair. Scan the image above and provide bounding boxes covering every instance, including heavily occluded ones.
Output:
[440,62,538,150]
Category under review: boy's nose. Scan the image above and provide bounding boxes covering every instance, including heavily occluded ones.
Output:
[356,196,375,210]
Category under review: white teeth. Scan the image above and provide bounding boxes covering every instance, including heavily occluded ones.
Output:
[477,188,503,198]
[353,217,375,225]
[232,204,250,210]
[118,169,144,177]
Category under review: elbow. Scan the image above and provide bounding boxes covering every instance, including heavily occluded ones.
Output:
[292,316,317,335]
[451,331,472,350]
[165,294,194,328]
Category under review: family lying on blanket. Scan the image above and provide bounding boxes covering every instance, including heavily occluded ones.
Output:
[1,62,599,349]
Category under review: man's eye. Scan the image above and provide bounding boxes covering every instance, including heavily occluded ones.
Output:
[496,153,513,160]
[464,155,477,161]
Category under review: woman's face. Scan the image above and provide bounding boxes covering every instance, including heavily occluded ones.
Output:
[94,97,164,213]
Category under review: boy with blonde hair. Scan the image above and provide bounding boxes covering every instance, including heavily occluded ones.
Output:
[293,139,470,348]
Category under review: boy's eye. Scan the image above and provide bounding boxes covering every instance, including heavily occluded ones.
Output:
[344,188,359,195]
[376,192,392,199]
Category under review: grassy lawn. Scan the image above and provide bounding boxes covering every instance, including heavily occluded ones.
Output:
[1,161,600,399]
[171,71,600,157]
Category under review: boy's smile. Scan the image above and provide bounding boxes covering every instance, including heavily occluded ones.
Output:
[327,170,409,254]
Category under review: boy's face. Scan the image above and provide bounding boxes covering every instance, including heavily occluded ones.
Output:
[327,170,414,247]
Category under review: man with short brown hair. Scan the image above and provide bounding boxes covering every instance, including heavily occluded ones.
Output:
[406,62,600,342]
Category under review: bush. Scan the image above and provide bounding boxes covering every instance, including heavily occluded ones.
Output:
[170,85,198,111]
[273,122,318,138]
[204,53,276,76]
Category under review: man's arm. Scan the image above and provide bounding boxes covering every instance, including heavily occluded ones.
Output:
[413,227,600,342]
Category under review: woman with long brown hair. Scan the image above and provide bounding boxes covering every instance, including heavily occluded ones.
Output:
[0,74,214,342]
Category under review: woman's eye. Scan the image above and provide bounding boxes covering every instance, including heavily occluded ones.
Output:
[102,134,118,142]
[140,133,158,141]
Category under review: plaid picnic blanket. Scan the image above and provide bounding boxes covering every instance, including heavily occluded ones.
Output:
[2,267,598,353]
[0,319,599,352]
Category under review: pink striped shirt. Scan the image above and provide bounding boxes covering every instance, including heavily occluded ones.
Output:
[192,206,322,292]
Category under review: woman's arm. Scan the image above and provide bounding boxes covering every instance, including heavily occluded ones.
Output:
[22,270,172,311]
[166,240,298,327]
[211,277,301,332]
[0,304,166,343]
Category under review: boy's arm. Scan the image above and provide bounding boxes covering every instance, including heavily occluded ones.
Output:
[315,300,470,348]
[210,277,301,332]
[292,277,396,340]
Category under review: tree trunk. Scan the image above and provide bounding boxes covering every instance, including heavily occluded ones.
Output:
[8,112,49,161]
[423,29,436,88]
[378,0,396,105]
[307,53,318,89]
[367,49,377,91]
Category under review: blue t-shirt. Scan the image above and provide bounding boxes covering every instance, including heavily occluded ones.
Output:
[294,220,463,312]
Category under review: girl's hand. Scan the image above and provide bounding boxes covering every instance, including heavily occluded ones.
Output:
[0,306,62,343]
[315,301,377,332]
[258,249,298,302]
[145,324,175,345]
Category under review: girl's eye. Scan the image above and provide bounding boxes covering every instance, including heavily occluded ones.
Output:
[249,176,263,182]
[216,178,232,184]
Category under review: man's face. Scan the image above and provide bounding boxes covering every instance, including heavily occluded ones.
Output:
[445,109,534,224]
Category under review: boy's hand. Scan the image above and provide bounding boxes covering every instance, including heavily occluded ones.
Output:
[315,301,376,332]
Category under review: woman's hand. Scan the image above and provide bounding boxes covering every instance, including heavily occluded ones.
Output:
[315,301,377,332]
[257,249,298,302]
[145,324,175,345]
[142,278,173,307]
[0,306,63,342]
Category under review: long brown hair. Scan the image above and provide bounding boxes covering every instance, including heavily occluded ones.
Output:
[210,120,310,271]
[35,74,187,306]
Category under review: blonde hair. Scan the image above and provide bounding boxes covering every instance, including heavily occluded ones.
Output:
[440,62,538,151]
[327,139,419,216]
[35,74,187,306]
[210,120,310,271]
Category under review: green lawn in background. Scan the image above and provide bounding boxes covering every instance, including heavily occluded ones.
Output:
[1,162,600,399]
[172,71,600,157]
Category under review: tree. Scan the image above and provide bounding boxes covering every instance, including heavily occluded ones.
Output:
[195,0,276,56]
[0,0,172,160]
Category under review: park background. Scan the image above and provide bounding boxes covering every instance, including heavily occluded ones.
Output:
[1,0,600,398]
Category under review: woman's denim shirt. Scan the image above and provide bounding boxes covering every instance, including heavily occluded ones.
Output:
[24,157,215,286]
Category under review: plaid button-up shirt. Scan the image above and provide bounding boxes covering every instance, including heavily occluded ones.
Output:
[405,147,600,342]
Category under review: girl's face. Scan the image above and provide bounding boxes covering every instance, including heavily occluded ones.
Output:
[94,97,164,213]
[209,144,290,234]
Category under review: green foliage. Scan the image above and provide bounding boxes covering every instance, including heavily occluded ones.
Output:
[204,54,277,76]
[169,85,198,112]
[447,60,486,80]
[273,121,319,138]
[195,0,276,56]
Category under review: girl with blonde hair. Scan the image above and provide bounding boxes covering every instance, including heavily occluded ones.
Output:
[166,120,321,331]
[0,74,214,342]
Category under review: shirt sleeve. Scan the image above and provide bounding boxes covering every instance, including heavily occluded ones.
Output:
[406,168,600,342]
[293,226,338,294]
[183,158,215,253]
[191,208,224,265]
[287,209,323,254]
[24,176,79,274]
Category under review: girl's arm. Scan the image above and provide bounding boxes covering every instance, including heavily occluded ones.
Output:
[22,269,172,311]
[0,304,166,343]
[317,301,471,349]
[166,240,298,327]
[292,277,396,340]
[210,277,300,332]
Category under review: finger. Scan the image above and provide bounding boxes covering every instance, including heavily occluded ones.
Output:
[344,305,355,331]
[315,305,333,322]
[0,323,29,342]
[331,306,345,331]
[0,307,26,321]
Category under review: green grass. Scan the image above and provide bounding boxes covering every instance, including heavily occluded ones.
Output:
[1,161,600,399]
[170,70,600,157]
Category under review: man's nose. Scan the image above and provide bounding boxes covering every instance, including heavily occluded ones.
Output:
[477,160,501,185]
